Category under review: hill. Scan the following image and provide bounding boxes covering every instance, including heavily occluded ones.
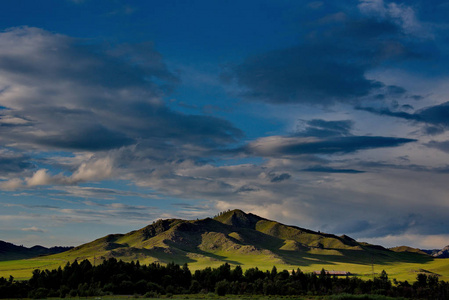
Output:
[390,246,429,256]
[0,241,72,261]
[2,209,448,281]
[48,210,434,272]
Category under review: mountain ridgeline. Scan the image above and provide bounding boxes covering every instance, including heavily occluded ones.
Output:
[51,209,432,269]
[422,246,449,258]
[0,241,72,261]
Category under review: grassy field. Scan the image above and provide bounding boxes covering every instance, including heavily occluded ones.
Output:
[0,257,67,280]
[2,251,449,282]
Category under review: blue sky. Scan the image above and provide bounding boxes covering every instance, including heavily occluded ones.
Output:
[1,0,449,249]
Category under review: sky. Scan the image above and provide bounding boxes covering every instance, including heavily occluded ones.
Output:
[1,0,449,249]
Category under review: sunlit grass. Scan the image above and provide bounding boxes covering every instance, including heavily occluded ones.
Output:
[0,258,65,280]
[2,253,449,282]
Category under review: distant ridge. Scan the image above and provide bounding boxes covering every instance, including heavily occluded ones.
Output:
[43,209,433,269]
[390,246,429,256]
[0,240,72,261]
[422,245,449,258]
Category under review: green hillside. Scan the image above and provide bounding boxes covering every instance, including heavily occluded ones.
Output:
[2,209,449,281]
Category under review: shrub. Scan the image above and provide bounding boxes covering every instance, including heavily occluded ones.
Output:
[215,279,229,296]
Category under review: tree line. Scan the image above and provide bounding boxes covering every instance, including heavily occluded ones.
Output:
[0,258,448,299]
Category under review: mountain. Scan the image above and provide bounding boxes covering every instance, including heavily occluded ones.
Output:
[422,245,449,258]
[49,209,432,270]
[0,241,72,261]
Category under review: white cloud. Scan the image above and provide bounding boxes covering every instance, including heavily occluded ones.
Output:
[26,169,52,186]
[21,226,45,233]
[358,0,388,17]
[71,157,114,182]
[2,156,115,190]
[387,2,426,36]
[0,178,24,190]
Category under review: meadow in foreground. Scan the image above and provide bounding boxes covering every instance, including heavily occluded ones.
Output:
[0,259,447,299]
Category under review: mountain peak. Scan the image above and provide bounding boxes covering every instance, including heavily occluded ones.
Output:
[213,209,262,228]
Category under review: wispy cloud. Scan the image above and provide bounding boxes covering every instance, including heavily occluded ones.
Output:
[358,0,430,37]
[21,226,45,233]
[243,135,415,157]
[356,101,449,135]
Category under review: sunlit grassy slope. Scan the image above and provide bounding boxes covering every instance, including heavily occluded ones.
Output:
[1,209,449,282]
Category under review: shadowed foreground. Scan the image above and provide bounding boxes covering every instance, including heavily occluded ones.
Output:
[1,258,448,299]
